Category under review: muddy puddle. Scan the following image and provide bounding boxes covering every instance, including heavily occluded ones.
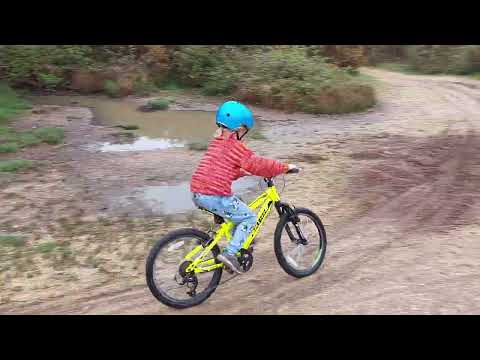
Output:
[28,95,217,150]
[109,176,262,216]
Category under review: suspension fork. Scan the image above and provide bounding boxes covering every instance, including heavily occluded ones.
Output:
[275,202,308,245]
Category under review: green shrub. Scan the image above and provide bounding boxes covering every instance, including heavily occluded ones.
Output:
[148,98,169,110]
[38,72,63,90]
[405,45,480,75]
[1,45,93,87]
[155,79,184,90]
[172,46,225,87]
[0,159,35,172]
[32,127,65,145]
[104,80,121,97]
[230,48,375,114]
[0,143,19,153]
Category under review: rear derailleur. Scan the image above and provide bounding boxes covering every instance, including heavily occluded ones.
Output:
[174,261,198,297]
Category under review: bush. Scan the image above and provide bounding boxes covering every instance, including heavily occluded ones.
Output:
[148,98,169,110]
[0,159,35,172]
[172,46,225,87]
[104,80,121,97]
[168,46,376,114]
[232,48,375,114]
[1,45,93,88]
[154,78,185,90]
[306,46,367,67]
[405,45,480,75]
[38,72,63,90]
[364,46,407,65]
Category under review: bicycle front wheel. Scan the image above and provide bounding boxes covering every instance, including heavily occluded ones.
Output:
[274,208,327,278]
[146,228,222,309]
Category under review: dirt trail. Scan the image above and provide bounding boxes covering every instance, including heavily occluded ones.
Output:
[1,68,480,314]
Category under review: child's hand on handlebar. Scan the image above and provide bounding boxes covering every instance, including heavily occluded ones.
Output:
[286,164,300,174]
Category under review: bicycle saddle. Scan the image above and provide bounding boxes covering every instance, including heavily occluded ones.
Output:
[198,207,225,224]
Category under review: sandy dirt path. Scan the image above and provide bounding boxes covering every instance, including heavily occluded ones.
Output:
[1,68,480,314]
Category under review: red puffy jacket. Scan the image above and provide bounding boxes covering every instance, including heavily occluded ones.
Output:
[190,134,288,196]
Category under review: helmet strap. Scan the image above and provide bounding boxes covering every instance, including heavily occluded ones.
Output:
[236,128,249,141]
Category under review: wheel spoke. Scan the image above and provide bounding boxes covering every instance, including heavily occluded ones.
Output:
[146,232,222,307]
[295,245,304,265]
[278,210,326,274]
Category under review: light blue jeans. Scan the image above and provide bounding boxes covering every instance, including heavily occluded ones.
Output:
[192,193,257,255]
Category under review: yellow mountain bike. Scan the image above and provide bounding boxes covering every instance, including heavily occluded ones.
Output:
[146,168,327,309]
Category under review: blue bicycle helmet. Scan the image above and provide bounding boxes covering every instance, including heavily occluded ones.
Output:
[216,101,255,131]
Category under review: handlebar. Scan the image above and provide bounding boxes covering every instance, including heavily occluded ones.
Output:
[263,167,301,186]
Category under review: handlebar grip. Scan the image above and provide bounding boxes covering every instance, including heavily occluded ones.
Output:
[286,167,300,174]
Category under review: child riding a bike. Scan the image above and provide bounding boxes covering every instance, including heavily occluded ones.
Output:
[190,101,297,274]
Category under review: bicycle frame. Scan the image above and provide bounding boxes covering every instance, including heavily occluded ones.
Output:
[184,183,281,274]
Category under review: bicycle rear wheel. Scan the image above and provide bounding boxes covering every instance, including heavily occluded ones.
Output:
[274,207,327,278]
[146,228,222,309]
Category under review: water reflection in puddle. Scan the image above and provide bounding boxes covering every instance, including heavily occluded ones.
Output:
[99,137,184,152]
[112,177,261,215]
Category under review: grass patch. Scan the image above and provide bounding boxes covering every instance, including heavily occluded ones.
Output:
[0,235,27,248]
[0,143,19,153]
[36,241,58,254]
[31,127,64,145]
[187,141,209,151]
[0,159,35,172]
[17,132,43,147]
[0,83,32,123]
[32,127,65,145]
[148,98,170,110]
[0,126,64,152]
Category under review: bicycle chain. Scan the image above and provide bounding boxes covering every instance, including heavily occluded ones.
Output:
[212,272,240,290]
